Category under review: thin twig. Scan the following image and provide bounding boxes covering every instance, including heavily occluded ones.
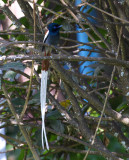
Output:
[83,27,123,160]
[2,84,40,160]
[1,54,129,68]
[20,0,36,119]
[79,2,129,24]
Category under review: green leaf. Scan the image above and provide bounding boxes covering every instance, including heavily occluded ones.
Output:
[98,28,107,36]
[108,135,126,153]
[37,0,44,4]
[109,95,123,110]
[46,110,62,120]
[19,17,30,29]
[0,14,5,20]
[0,47,6,53]
[28,92,40,105]
[116,102,128,112]
[70,153,84,160]
[3,70,17,81]
[9,0,15,5]
[87,155,105,160]
[2,0,7,3]
[90,110,100,117]
[17,34,27,41]
[50,120,64,133]
[88,27,108,48]
[11,97,25,106]
[18,149,25,160]
[0,34,9,40]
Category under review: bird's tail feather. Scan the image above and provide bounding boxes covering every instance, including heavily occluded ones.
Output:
[40,70,49,150]
[42,60,49,71]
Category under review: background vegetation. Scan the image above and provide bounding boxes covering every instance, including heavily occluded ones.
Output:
[0,0,129,159]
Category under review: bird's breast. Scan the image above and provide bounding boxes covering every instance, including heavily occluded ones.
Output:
[45,34,60,46]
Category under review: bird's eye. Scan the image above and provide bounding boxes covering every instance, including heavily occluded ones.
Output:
[54,25,58,29]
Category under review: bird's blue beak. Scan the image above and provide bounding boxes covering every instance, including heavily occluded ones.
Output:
[58,25,63,28]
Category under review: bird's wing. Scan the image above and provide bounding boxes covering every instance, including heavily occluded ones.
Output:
[42,30,49,52]
[43,30,49,43]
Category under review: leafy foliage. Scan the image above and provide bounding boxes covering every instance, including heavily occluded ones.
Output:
[0,0,129,160]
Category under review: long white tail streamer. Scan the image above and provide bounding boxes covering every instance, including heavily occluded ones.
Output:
[40,70,49,150]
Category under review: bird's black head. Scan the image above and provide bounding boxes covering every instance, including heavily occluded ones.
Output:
[47,23,62,35]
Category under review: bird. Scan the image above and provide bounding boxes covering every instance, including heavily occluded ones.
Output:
[42,23,62,71]
[40,23,62,150]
